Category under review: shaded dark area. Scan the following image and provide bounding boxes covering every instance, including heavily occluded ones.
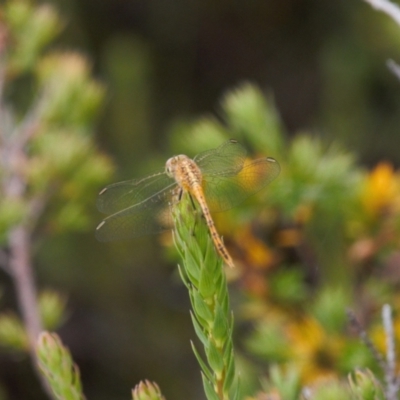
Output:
[62,0,384,154]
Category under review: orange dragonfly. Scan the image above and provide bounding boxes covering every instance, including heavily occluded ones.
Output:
[96,139,280,267]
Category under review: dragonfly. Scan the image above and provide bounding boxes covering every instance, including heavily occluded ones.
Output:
[96,139,280,268]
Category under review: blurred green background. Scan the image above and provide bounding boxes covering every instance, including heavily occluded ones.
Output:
[2,0,400,399]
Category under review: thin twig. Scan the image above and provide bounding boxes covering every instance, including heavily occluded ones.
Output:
[27,194,50,233]
[347,309,387,371]
[0,65,55,400]
[363,0,400,27]
[387,59,400,81]
[9,225,42,348]
[8,225,51,393]
[382,304,399,400]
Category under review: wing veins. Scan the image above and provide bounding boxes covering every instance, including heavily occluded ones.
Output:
[97,170,174,214]
[101,181,176,218]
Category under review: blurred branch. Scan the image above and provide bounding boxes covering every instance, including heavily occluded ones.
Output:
[386,59,400,81]
[347,309,386,371]
[8,225,42,346]
[1,91,50,395]
[8,224,52,398]
[0,8,52,400]
[0,45,43,360]
[363,0,400,26]
[348,307,400,400]
[382,304,399,400]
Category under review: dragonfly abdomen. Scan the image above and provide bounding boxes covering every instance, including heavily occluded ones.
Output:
[192,185,235,268]
[167,155,235,269]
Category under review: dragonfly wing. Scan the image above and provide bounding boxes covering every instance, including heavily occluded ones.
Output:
[202,157,280,212]
[97,170,174,214]
[95,186,176,241]
[194,139,247,176]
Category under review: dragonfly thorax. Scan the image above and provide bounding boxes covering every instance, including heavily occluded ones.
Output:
[165,154,203,191]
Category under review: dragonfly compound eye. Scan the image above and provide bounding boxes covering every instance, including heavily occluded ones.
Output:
[165,158,174,177]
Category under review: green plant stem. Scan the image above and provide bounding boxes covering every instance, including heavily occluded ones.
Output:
[37,332,85,400]
[172,193,237,400]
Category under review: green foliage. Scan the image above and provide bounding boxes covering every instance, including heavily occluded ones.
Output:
[269,268,308,305]
[275,136,361,218]
[38,290,67,331]
[261,365,302,400]
[169,83,284,161]
[132,380,165,400]
[5,1,62,74]
[311,287,350,333]
[0,312,28,350]
[36,332,85,400]
[249,361,388,400]
[348,370,385,400]
[0,290,66,352]
[173,194,238,400]
[221,83,285,156]
[310,380,352,400]
[0,198,27,241]
[245,321,290,364]
[0,0,114,240]
[35,53,105,127]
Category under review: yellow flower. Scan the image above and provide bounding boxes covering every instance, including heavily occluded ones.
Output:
[286,317,342,383]
[235,226,275,268]
[361,163,399,216]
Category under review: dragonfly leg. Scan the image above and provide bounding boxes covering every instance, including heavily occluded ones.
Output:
[188,193,197,210]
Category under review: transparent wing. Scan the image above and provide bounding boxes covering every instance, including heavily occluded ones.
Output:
[202,157,280,212]
[95,185,177,241]
[194,139,247,176]
[96,170,174,214]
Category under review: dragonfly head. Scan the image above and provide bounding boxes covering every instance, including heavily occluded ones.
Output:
[165,155,188,178]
